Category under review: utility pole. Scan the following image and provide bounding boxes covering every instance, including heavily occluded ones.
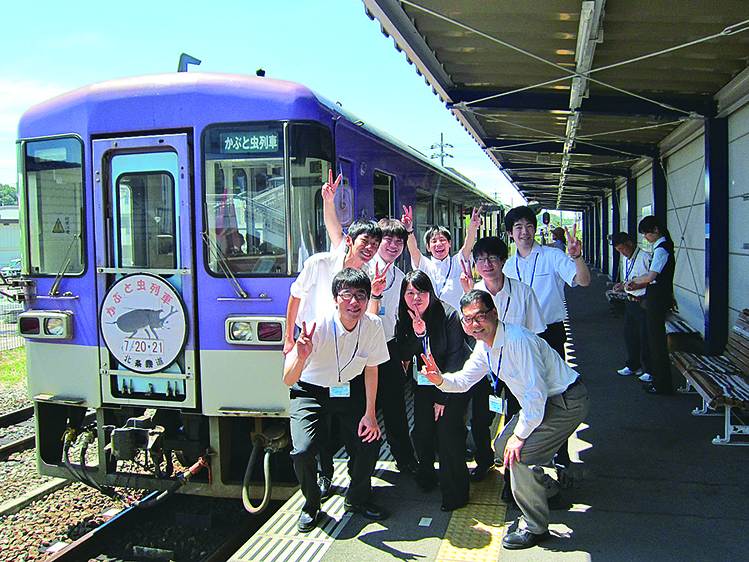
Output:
[430,133,454,167]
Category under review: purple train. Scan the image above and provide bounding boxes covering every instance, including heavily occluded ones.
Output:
[14,72,500,504]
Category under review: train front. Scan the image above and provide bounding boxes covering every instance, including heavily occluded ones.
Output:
[14,72,339,503]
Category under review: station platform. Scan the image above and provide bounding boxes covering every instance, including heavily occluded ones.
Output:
[230,272,749,562]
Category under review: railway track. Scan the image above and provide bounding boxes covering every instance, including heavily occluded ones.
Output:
[0,404,35,460]
[43,492,280,562]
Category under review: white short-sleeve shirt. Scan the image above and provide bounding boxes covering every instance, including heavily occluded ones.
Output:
[475,277,547,334]
[416,253,471,313]
[622,247,652,297]
[503,242,577,325]
[289,250,373,328]
[285,311,390,387]
[372,254,405,341]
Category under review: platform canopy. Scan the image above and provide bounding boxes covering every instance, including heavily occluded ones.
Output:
[362,0,749,211]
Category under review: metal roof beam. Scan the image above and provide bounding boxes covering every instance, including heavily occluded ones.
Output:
[498,161,631,178]
[448,90,714,120]
[487,139,659,158]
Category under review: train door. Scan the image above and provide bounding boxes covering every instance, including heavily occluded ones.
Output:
[92,134,197,409]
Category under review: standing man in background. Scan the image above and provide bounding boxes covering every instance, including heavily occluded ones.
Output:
[611,232,653,382]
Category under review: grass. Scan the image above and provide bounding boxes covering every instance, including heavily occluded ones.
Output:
[0,347,26,387]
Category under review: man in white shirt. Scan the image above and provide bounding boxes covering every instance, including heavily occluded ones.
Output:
[503,206,591,358]
[284,269,390,532]
[421,290,589,550]
[284,218,381,353]
[401,205,482,313]
[322,176,419,476]
[611,232,653,381]
[460,236,546,481]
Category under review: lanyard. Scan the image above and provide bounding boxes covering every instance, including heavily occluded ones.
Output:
[515,253,539,288]
[500,279,512,321]
[487,347,504,395]
[333,320,362,383]
[382,265,396,293]
[421,334,430,357]
[624,248,639,281]
[436,257,453,298]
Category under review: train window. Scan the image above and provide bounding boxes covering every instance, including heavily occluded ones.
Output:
[289,123,334,272]
[203,122,333,275]
[415,190,433,251]
[22,137,84,276]
[373,171,394,220]
[203,124,287,275]
[114,169,176,269]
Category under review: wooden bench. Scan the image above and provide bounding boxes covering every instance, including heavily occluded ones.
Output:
[666,313,705,354]
[671,309,749,445]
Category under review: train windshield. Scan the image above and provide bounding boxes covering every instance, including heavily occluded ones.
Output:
[22,137,85,276]
[203,122,333,276]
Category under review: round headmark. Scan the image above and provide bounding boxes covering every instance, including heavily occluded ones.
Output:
[100,273,187,374]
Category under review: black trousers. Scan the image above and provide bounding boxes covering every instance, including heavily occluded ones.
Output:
[645,296,674,393]
[376,349,417,467]
[289,380,380,513]
[412,380,470,510]
[624,300,651,372]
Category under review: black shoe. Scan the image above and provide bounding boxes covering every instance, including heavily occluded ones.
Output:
[396,461,419,477]
[470,464,492,482]
[319,476,332,500]
[643,384,674,395]
[297,510,318,533]
[502,529,551,550]
[344,500,389,520]
[440,500,467,512]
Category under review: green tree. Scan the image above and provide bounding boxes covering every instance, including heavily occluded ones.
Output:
[0,184,18,206]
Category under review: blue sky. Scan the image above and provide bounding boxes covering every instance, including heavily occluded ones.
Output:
[0,0,522,204]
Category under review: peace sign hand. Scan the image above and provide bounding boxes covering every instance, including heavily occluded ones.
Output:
[401,205,414,231]
[371,261,391,297]
[460,259,474,293]
[420,352,443,386]
[295,321,316,361]
[565,223,582,256]
[322,169,342,204]
[408,308,426,336]
[469,206,483,230]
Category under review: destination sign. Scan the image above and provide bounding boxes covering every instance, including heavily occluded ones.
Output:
[220,131,280,154]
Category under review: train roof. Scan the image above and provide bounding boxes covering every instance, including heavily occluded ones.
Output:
[18,72,500,208]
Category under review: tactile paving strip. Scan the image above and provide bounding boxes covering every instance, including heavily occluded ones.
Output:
[435,468,508,562]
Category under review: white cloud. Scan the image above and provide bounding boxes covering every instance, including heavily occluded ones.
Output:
[0,78,68,185]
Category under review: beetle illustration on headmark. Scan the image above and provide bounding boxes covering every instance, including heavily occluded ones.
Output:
[110,306,178,339]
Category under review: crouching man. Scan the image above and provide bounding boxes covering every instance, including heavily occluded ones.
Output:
[421,289,589,550]
[283,268,390,532]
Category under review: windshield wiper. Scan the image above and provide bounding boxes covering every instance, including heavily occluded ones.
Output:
[201,231,248,299]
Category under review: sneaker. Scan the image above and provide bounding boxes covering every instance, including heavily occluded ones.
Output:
[319,476,332,500]
[639,373,653,382]
[617,366,637,376]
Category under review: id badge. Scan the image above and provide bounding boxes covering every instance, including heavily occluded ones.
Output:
[329,383,351,398]
[417,373,432,386]
[489,394,506,414]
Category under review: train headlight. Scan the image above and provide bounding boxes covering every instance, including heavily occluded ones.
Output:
[225,317,284,346]
[230,321,253,342]
[18,311,74,340]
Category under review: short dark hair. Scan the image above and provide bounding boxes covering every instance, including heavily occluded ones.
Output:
[472,236,509,261]
[460,289,497,313]
[612,232,634,247]
[424,226,452,250]
[378,218,408,243]
[638,215,662,235]
[504,206,537,232]
[347,219,382,244]
[331,268,371,298]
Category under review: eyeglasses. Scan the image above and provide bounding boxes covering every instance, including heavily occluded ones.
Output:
[337,290,368,302]
[461,310,490,325]
[475,255,500,265]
